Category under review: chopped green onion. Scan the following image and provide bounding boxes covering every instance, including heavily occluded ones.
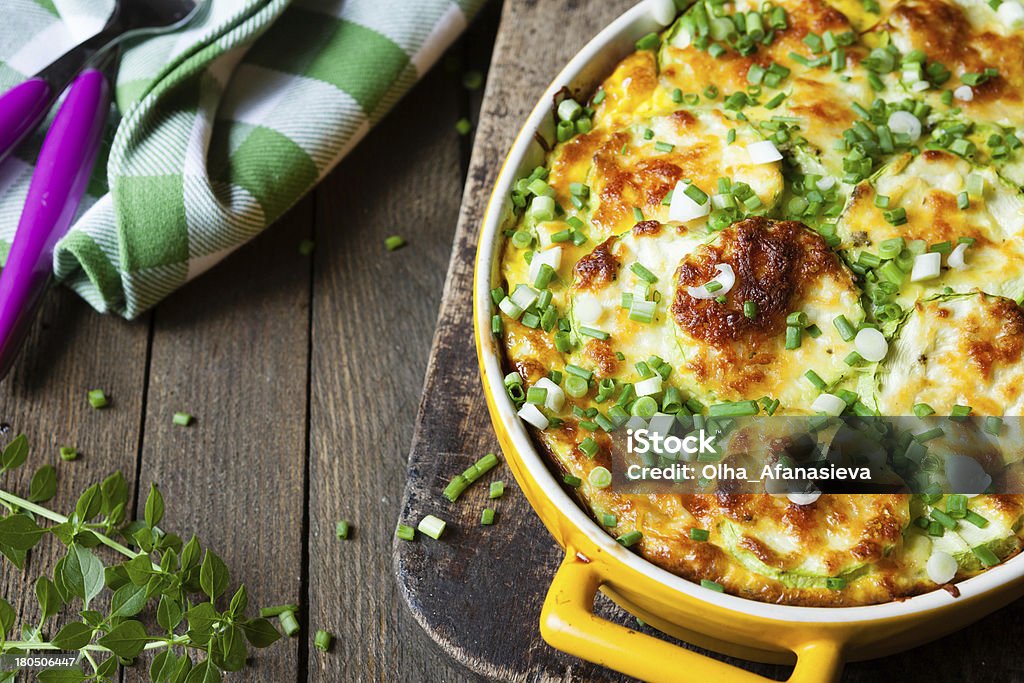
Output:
[913,403,936,418]
[279,610,301,637]
[972,545,1000,567]
[635,32,661,51]
[690,528,710,541]
[589,466,613,489]
[708,400,759,417]
[950,404,973,421]
[700,579,724,592]
[825,577,847,590]
[88,389,108,409]
[930,508,957,530]
[743,300,758,319]
[654,141,675,153]
[785,325,802,349]
[964,510,990,528]
[173,411,193,427]
[396,524,416,541]
[804,370,826,389]
[984,416,1004,436]
[417,515,447,540]
[335,520,351,540]
[833,315,856,341]
[617,530,643,547]
[489,481,505,499]
[314,629,333,652]
[481,508,496,525]
[602,514,617,527]
[385,235,406,251]
[630,262,658,283]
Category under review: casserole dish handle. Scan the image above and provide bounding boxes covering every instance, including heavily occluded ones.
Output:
[541,550,844,683]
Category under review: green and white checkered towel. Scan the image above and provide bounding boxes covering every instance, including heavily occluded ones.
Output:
[0,0,483,318]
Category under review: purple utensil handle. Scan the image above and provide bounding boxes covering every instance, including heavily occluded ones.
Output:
[0,69,109,379]
[0,78,53,163]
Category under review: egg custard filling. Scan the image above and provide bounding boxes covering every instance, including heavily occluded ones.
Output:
[490,0,1024,605]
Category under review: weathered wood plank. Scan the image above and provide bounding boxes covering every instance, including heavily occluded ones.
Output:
[0,288,149,643]
[305,59,477,682]
[126,199,314,681]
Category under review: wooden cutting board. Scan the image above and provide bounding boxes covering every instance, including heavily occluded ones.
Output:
[393,1,1024,681]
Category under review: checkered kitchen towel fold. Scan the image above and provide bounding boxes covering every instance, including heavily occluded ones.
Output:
[0,0,483,318]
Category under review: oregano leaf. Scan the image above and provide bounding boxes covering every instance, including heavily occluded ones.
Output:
[240,618,281,648]
[27,464,57,503]
[184,660,221,683]
[74,484,102,522]
[0,434,28,471]
[109,582,148,619]
[50,621,93,650]
[96,619,148,659]
[0,514,44,551]
[157,595,183,633]
[61,544,105,608]
[229,584,248,616]
[34,576,62,621]
[145,483,165,528]
[0,597,14,638]
[199,550,229,600]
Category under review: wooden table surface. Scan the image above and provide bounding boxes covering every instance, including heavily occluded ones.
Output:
[4,1,1024,682]
[0,1,502,680]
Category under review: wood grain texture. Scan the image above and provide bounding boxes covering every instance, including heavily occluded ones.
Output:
[124,198,315,681]
[394,1,1024,682]
[0,286,149,638]
[305,59,480,683]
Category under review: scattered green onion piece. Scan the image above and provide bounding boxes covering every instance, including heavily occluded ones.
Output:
[700,579,724,592]
[690,528,710,542]
[59,446,79,462]
[335,520,350,540]
[913,403,935,418]
[418,515,447,540]
[385,235,406,251]
[972,545,1000,568]
[481,508,496,525]
[617,530,643,547]
[278,610,301,637]
[314,629,333,652]
[785,325,801,349]
[88,390,108,409]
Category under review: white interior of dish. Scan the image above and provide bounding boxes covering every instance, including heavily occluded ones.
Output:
[473,0,1024,623]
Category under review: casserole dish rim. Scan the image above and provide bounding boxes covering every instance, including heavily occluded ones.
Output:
[472,0,1024,624]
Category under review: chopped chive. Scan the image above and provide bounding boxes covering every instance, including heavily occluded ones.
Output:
[579,437,599,459]
[805,324,822,338]
[617,530,643,547]
[946,494,968,518]
[708,400,759,417]
[481,508,496,525]
[630,262,658,283]
[913,403,935,418]
[844,351,863,366]
[565,364,593,380]
[314,629,333,652]
[335,520,351,540]
[602,513,618,527]
[683,183,709,205]
[785,325,801,349]
[635,32,661,51]
[964,510,990,528]
[983,416,1004,436]
[743,300,758,319]
[654,141,675,153]
[418,514,447,540]
[489,481,505,499]
[278,610,301,637]
[690,528,710,541]
[700,579,724,592]
[950,404,973,421]
[930,508,957,530]
[833,315,856,341]
[260,604,300,618]
[172,412,193,427]
[88,389,108,409]
[915,427,945,442]
[385,235,406,251]
[972,545,1000,567]
[786,311,808,327]
[396,524,415,541]
[59,446,79,462]
[804,370,826,389]
[563,474,582,487]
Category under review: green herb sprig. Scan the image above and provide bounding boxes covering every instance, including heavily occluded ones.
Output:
[0,434,286,682]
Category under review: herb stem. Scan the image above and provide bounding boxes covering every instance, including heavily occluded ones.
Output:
[0,488,147,563]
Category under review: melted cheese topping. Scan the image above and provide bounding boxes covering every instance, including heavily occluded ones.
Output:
[494,0,1024,606]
